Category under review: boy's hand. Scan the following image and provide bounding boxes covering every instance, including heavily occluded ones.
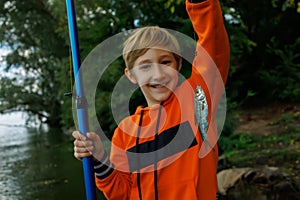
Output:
[72,131,105,161]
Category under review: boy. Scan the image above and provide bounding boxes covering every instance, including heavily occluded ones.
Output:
[73,0,230,199]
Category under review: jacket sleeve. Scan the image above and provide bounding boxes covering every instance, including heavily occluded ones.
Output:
[186,0,230,84]
[94,128,133,200]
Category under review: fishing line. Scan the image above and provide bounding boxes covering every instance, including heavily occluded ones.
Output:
[69,44,73,93]
[0,123,27,128]
[191,0,198,56]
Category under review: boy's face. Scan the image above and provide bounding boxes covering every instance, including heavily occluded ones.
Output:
[125,48,181,107]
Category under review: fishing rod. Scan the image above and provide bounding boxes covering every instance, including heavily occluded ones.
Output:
[65,0,97,199]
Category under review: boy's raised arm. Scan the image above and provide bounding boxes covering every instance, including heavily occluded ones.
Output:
[186,0,230,83]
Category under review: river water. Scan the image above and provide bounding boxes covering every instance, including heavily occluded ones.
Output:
[0,112,104,200]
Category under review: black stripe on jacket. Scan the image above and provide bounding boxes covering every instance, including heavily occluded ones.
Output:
[126,121,197,172]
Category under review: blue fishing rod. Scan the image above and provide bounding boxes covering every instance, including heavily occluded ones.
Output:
[66,0,97,199]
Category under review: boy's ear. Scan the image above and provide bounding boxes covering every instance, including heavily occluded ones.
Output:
[177,57,182,71]
[125,68,137,84]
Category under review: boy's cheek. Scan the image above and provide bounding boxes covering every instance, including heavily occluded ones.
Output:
[138,81,149,88]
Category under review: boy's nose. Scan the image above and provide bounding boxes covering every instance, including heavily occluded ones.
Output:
[152,64,165,80]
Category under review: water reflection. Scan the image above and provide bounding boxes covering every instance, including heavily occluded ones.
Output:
[0,113,100,200]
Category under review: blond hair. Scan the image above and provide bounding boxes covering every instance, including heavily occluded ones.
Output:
[122,26,181,69]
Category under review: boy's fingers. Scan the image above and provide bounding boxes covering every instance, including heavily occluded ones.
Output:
[73,131,101,160]
[72,131,97,161]
[74,144,94,157]
[75,145,93,152]
[74,151,92,161]
[72,131,86,140]
[74,139,92,148]
[72,131,80,139]
[74,146,93,153]
[87,132,102,145]
[74,152,82,160]
[86,132,98,140]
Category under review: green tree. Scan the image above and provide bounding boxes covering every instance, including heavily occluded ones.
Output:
[223,0,300,104]
[0,0,68,127]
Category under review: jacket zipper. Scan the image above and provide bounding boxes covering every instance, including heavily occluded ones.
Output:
[136,109,144,200]
[136,102,164,200]
[154,102,164,200]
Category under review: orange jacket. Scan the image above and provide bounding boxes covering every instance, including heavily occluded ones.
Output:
[94,0,230,199]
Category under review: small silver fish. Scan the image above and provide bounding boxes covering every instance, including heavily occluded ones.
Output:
[194,85,213,151]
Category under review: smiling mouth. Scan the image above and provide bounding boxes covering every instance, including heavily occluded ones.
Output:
[149,82,169,88]
[150,84,164,88]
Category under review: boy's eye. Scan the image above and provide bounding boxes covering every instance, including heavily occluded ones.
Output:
[161,60,171,65]
[139,64,151,70]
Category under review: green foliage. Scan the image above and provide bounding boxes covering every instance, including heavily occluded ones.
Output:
[219,132,256,154]
[220,105,300,173]
[224,0,300,105]
[0,0,68,126]
[222,130,300,175]
[259,37,300,101]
